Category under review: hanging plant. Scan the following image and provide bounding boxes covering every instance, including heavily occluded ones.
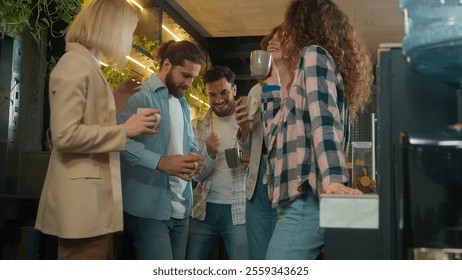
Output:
[0,0,83,51]
[102,35,158,90]
[132,35,160,75]
[0,0,208,113]
[0,0,84,95]
[133,35,160,59]
[102,64,134,91]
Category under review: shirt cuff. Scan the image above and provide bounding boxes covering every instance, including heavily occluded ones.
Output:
[139,151,160,170]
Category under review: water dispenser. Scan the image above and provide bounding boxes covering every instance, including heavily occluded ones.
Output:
[398,0,462,259]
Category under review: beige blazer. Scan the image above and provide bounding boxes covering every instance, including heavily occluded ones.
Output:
[35,43,127,238]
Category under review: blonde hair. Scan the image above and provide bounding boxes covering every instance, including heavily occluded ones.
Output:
[66,0,139,71]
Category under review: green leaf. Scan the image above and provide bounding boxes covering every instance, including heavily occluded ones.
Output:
[40,17,50,28]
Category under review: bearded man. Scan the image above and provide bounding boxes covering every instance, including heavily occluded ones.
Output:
[117,40,205,260]
[186,66,249,260]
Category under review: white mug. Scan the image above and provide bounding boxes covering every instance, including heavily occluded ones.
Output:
[247,95,260,121]
[137,108,161,135]
[240,96,259,122]
[250,50,272,80]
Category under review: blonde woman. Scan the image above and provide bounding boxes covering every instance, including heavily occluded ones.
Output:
[35,0,159,260]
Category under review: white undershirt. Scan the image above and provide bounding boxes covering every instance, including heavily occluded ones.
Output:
[206,112,239,204]
[167,95,188,218]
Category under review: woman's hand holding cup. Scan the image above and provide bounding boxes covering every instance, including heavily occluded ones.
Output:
[124,108,161,137]
[137,108,161,136]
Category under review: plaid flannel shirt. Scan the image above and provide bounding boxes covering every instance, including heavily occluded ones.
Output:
[191,109,247,225]
[261,45,350,205]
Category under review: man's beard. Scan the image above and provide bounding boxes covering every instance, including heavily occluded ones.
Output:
[165,70,186,98]
[212,99,235,117]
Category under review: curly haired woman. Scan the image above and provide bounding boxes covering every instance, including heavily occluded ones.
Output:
[259,0,374,259]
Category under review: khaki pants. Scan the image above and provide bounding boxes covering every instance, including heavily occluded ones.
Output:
[58,234,113,260]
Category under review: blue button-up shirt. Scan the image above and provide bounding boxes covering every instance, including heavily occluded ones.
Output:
[117,74,199,220]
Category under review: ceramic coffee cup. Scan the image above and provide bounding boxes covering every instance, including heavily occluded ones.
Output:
[137,108,161,135]
[246,95,260,121]
[239,96,259,123]
[224,147,242,168]
[250,50,272,80]
[239,96,249,114]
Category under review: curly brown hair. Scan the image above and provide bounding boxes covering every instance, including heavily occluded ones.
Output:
[281,0,373,122]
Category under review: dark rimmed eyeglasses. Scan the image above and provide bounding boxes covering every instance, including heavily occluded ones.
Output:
[207,86,234,99]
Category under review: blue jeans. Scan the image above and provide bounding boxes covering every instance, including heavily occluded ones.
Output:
[186,203,249,260]
[124,212,189,260]
[246,158,277,259]
[265,189,324,260]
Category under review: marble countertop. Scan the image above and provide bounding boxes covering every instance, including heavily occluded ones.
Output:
[319,194,379,229]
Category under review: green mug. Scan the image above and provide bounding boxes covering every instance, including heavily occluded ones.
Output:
[224,147,242,168]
